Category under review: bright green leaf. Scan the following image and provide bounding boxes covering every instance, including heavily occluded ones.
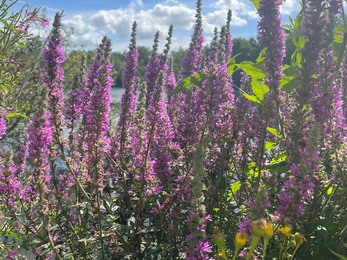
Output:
[171,72,208,95]
[256,48,266,63]
[249,0,260,10]
[267,127,280,137]
[251,79,269,101]
[327,186,333,195]
[5,112,26,119]
[242,93,261,104]
[228,181,241,201]
[265,141,277,150]
[236,61,265,79]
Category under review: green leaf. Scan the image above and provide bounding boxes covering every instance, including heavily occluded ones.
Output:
[242,93,261,104]
[265,141,277,150]
[227,53,243,75]
[228,181,241,201]
[329,249,347,260]
[251,79,269,101]
[171,72,208,95]
[17,41,26,48]
[267,127,281,138]
[0,84,8,92]
[287,28,303,40]
[281,78,298,92]
[236,61,265,79]
[5,112,26,119]
[256,48,266,63]
[326,186,333,195]
[249,0,260,10]
[334,25,344,44]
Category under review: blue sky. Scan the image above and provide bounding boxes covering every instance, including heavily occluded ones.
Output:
[16,0,301,52]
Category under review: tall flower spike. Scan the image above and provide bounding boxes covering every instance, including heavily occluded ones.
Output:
[206,27,219,66]
[42,12,65,144]
[185,145,212,260]
[218,25,227,64]
[225,9,233,61]
[257,0,285,91]
[117,21,139,152]
[145,31,161,103]
[146,71,174,185]
[165,57,177,102]
[179,0,204,79]
[163,25,174,58]
[84,36,113,183]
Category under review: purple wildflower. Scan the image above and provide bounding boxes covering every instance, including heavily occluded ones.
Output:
[41,12,66,146]
[146,71,174,183]
[258,0,285,91]
[117,21,138,152]
[83,36,113,184]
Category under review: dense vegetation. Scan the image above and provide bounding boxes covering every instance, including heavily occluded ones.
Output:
[1,0,347,259]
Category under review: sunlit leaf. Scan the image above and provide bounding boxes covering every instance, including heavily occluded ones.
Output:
[171,72,208,95]
[249,0,260,10]
[236,61,265,79]
[251,79,269,101]
[242,93,261,104]
[265,141,277,150]
[227,181,241,201]
[326,187,333,195]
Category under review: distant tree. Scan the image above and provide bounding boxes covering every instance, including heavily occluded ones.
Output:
[170,47,186,79]
[232,37,262,87]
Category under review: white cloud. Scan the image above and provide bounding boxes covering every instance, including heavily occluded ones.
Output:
[280,0,301,15]
[211,0,258,19]
[90,4,196,40]
[204,10,247,33]
[56,0,260,51]
[63,15,103,47]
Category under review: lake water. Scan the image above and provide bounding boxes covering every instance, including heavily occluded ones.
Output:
[111,87,125,103]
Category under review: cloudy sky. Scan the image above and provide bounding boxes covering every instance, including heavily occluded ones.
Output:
[17,0,301,52]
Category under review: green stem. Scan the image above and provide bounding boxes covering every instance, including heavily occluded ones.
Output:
[290,245,300,260]
[246,235,260,260]
[262,238,269,260]
[232,250,239,260]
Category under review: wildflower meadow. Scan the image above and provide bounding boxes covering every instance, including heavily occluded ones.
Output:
[1,0,347,259]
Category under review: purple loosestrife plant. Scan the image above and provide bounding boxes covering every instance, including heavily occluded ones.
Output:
[145,31,161,103]
[84,36,113,178]
[146,71,174,186]
[277,0,339,222]
[224,10,233,62]
[179,0,204,80]
[257,0,285,91]
[41,12,66,147]
[116,21,139,153]
[185,145,212,260]
[172,0,205,163]
[23,108,53,205]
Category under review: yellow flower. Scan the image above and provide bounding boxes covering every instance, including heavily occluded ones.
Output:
[264,222,274,239]
[277,225,292,237]
[235,232,248,250]
[251,218,267,237]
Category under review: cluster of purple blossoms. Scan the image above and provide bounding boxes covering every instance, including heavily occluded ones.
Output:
[257,0,285,91]
[117,21,139,152]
